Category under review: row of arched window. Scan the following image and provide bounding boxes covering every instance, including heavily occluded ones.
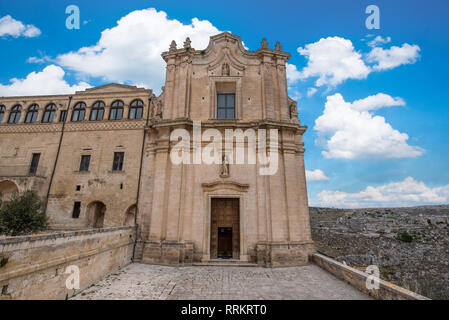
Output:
[0,99,144,124]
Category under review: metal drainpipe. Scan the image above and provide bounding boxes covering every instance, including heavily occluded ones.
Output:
[44,96,72,215]
[132,94,153,260]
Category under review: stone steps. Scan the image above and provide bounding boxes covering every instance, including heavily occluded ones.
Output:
[193,259,258,267]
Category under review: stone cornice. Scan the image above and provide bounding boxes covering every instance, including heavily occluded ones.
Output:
[76,83,151,94]
[0,123,63,133]
[64,120,146,132]
[0,120,147,133]
[148,118,307,133]
[0,84,153,102]
[202,180,249,192]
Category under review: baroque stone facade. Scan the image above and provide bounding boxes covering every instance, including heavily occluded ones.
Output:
[0,32,313,266]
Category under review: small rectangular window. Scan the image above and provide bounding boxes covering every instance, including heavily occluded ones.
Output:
[59,110,67,122]
[217,93,235,119]
[112,152,125,171]
[29,153,41,176]
[79,155,91,172]
[72,202,81,218]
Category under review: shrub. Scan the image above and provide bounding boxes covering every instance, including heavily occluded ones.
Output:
[0,190,47,236]
[396,230,413,243]
[380,268,395,278]
[0,257,8,268]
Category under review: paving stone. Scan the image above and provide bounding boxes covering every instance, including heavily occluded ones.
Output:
[72,263,371,300]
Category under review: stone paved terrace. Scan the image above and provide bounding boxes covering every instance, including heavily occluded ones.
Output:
[72,263,371,300]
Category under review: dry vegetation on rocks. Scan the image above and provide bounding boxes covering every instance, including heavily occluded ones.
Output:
[310,205,449,300]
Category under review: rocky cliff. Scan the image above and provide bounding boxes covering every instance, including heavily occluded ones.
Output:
[310,205,449,299]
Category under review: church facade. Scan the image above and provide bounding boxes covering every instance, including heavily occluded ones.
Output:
[0,32,313,266]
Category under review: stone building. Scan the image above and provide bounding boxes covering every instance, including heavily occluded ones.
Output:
[0,32,313,266]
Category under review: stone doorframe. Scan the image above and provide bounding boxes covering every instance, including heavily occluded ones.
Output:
[201,181,249,262]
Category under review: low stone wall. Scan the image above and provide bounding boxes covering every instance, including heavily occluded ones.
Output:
[0,226,136,300]
[312,253,430,300]
[256,241,314,267]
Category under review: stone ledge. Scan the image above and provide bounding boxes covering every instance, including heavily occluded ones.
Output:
[0,226,136,299]
[312,252,430,300]
[0,237,134,282]
[0,225,136,245]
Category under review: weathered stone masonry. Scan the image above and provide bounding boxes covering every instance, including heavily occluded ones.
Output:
[0,32,314,267]
[0,226,135,300]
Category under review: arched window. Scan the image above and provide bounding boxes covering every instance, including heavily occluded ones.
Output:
[0,105,5,123]
[109,100,124,120]
[71,102,86,122]
[8,105,22,124]
[25,104,39,123]
[42,104,57,123]
[90,101,105,121]
[129,99,143,119]
[128,100,143,119]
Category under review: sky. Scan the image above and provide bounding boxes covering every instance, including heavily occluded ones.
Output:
[1,0,448,208]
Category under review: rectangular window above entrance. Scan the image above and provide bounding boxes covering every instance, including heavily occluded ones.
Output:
[217,93,235,119]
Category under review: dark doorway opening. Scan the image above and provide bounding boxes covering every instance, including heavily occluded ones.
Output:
[210,198,240,259]
[217,227,233,259]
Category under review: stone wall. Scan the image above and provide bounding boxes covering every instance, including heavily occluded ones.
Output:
[312,253,429,300]
[137,32,313,266]
[0,226,135,300]
[0,84,152,230]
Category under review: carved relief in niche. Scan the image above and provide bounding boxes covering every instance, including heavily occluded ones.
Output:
[222,63,230,76]
[289,100,298,119]
[156,100,163,119]
[220,154,230,177]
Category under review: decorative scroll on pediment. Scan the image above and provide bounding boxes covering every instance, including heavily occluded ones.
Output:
[207,52,246,77]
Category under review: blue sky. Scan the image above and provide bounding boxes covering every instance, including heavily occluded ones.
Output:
[1,0,448,207]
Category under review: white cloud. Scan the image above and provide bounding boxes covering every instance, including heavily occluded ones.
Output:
[306,169,329,181]
[366,43,420,71]
[317,177,449,208]
[295,36,420,89]
[314,93,424,159]
[306,87,317,97]
[366,35,391,48]
[289,90,301,101]
[297,36,371,87]
[351,93,405,111]
[0,15,41,38]
[56,8,221,94]
[26,55,52,64]
[286,63,303,100]
[286,63,301,85]
[0,65,91,96]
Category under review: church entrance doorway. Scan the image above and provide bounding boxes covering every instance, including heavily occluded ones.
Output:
[210,198,240,259]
